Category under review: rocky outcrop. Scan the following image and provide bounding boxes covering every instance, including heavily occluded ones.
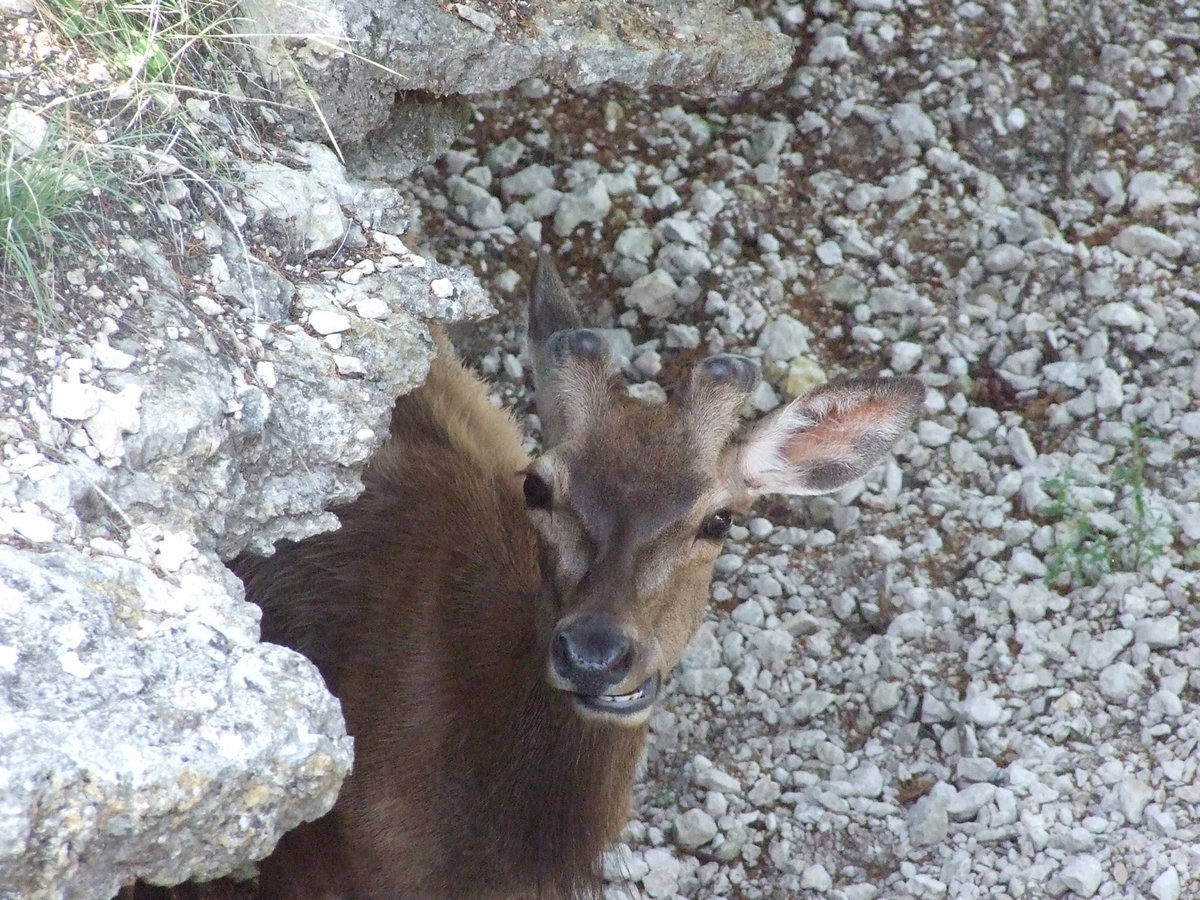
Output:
[0,141,491,897]
[237,0,793,176]
[0,546,349,900]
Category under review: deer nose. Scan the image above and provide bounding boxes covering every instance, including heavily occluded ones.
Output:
[551,617,635,696]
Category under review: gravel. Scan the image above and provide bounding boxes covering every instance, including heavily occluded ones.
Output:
[398,0,1200,897]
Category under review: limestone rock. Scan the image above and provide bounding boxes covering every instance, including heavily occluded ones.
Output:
[236,0,792,172]
[0,545,353,898]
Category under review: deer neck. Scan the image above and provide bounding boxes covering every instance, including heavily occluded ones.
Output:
[443,527,647,896]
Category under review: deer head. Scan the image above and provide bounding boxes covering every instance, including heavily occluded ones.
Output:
[523,252,923,726]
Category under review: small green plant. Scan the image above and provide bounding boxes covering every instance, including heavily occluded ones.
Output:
[41,0,246,99]
[1039,427,1176,587]
[0,131,107,322]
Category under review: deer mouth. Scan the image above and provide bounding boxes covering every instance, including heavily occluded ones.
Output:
[574,672,661,719]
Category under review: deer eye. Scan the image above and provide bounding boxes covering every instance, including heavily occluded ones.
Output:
[522,472,553,511]
[698,510,732,541]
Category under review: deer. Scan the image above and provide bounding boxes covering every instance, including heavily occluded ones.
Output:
[167,251,923,899]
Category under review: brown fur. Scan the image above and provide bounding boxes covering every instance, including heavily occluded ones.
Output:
[239,342,641,899]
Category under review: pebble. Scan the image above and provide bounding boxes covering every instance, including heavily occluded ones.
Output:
[1134,617,1180,649]
[918,420,953,448]
[890,341,923,373]
[814,240,843,265]
[93,342,135,371]
[1150,866,1181,900]
[1117,777,1153,823]
[947,783,996,821]
[801,863,833,891]
[554,179,611,236]
[354,298,389,319]
[640,847,681,898]
[1080,629,1133,670]
[624,269,678,318]
[808,34,851,65]
[1059,854,1103,897]
[889,102,937,146]
[0,509,57,543]
[500,163,554,199]
[983,243,1024,273]
[307,310,351,335]
[1111,224,1183,258]
[756,315,811,363]
[673,809,718,850]
[908,783,953,846]
[616,226,655,262]
[657,217,701,246]
[49,381,103,420]
[1097,662,1144,702]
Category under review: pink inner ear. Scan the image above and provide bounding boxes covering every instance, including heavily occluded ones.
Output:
[782,396,899,465]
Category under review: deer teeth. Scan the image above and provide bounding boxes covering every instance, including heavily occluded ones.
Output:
[601,687,643,704]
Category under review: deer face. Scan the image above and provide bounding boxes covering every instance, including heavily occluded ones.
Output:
[524,254,923,726]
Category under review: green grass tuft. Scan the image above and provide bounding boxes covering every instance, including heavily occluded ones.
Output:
[0,130,104,323]
[1039,426,1177,588]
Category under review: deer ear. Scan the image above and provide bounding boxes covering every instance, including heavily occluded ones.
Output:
[735,377,924,497]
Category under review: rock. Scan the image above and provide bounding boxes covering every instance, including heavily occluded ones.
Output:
[0,545,353,897]
[869,680,903,713]
[1060,854,1103,897]
[448,175,505,229]
[240,160,348,258]
[1134,616,1180,649]
[49,380,105,421]
[1150,866,1181,900]
[947,783,996,821]
[93,341,136,371]
[1117,777,1153,823]
[819,274,867,307]
[84,386,141,460]
[673,808,718,850]
[308,309,352,335]
[815,240,843,265]
[601,843,650,882]
[553,178,611,235]
[0,509,57,543]
[657,216,703,245]
[625,269,678,318]
[962,692,1004,727]
[956,757,999,783]
[890,341,923,373]
[908,782,953,846]
[808,34,851,65]
[616,225,656,262]
[237,0,792,169]
[692,755,741,794]
[5,103,48,157]
[889,102,937,146]
[745,121,793,164]
[1080,630,1133,670]
[790,689,836,722]
[757,315,811,363]
[801,863,833,891]
[483,135,525,171]
[1112,225,1183,259]
[983,243,1024,273]
[1098,662,1144,702]
[640,847,682,898]
[918,420,953,448]
[501,163,555,199]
